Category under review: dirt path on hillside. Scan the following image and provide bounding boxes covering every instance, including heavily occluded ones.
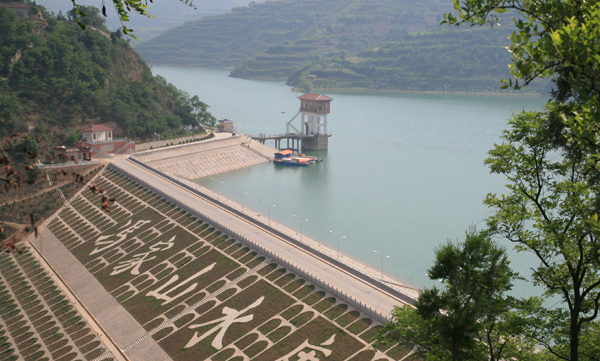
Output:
[0,182,66,207]
[0,220,27,234]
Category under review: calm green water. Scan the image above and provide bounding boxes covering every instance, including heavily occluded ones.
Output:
[152,66,547,289]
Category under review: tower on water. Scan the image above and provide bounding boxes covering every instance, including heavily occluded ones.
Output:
[298,93,333,150]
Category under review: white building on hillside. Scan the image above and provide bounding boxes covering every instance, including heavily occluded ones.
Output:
[82,124,113,144]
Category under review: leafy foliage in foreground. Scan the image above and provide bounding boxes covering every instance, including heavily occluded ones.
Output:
[378,229,537,361]
[0,5,215,156]
[444,0,600,154]
[68,0,196,37]
[381,107,600,361]
[440,1,600,358]
[484,107,600,361]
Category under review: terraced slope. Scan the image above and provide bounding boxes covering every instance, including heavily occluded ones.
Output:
[0,251,111,361]
[135,0,552,93]
[41,166,419,360]
[136,0,450,68]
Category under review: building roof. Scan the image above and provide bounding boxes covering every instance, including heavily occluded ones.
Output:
[81,124,112,132]
[298,93,333,101]
[276,149,294,156]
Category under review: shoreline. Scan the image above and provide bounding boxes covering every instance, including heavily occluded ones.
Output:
[291,86,547,97]
[149,64,547,97]
[133,138,421,300]
[194,176,421,298]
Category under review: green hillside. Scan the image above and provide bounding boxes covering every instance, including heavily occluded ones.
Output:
[136,0,451,68]
[136,0,548,93]
[286,26,542,93]
[0,3,215,157]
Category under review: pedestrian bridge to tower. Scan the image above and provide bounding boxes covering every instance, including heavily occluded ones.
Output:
[251,93,333,151]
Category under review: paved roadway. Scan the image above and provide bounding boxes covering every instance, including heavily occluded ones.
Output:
[111,158,412,320]
[30,228,170,361]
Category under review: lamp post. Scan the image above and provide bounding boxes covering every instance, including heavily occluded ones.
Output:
[261,201,275,226]
[211,178,223,200]
[235,188,248,211]
[293,215,308,242]
[373,250,390,281]
[329,231,347,261]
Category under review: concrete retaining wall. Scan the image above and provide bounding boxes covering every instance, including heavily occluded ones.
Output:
[132,135,278,180]
[112,158,417,322]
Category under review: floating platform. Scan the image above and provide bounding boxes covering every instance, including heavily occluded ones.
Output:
[273,149,322,166]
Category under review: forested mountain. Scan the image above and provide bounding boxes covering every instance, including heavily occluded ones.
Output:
[285,27,524,93]
[137,0,450,67]
[0,3,214,157]
[136,0,549,93]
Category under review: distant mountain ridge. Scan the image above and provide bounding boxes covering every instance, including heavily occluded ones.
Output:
[136,0,549,93]
[137,0,450,67]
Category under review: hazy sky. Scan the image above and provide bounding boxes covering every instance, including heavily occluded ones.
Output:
[35,0,262,16]
[35,0,206,24]
[34,0,264,41]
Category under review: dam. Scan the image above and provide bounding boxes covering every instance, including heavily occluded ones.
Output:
[16,136,418,361]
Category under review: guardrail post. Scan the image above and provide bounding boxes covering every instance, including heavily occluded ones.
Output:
[113,160,414,321]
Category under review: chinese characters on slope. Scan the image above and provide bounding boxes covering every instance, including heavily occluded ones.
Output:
[94,220,336,359]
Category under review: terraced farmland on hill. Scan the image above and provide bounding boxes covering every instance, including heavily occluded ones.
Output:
[41,166,419,360]
[136,0,552,93]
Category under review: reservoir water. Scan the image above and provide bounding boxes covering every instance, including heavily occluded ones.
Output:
[152,66,547,289]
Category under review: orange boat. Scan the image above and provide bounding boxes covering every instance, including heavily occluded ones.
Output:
[273,150,321,166]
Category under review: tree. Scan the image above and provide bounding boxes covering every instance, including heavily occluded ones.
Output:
[378,228,533,361]
[70,0,196,36]
[443,0,600,155]
[484,106,600,361]
[190,95,216,128]
[67,5,106,29]
[444,4,600,357]
[1,134,40,196]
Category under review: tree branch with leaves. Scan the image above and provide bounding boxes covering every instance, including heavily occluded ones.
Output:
[378,228,535,361]
[485,106,600,361]
[70,0,196,37]
[443,0,600,157]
